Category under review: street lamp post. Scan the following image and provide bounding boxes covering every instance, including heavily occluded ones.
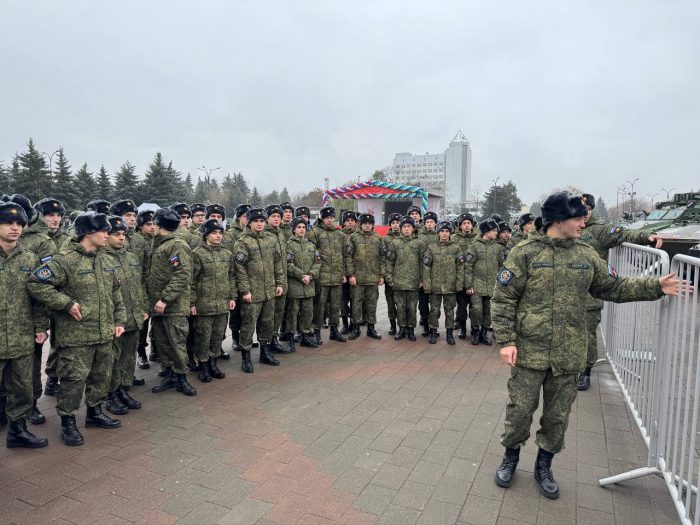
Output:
[646,193,659,208]
[626,178,639,218]
[660,187,677,201]
[42,150,59,177]
[616,184,627,221]
[196,165,220,187]
[491,177,500,215]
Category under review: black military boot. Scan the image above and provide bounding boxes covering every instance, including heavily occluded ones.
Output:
[446,329,456,346]
[0,410,7,428]
[219,349,231,360]
[348,323,361,340]
[231,331,241,352]
[534,449,559,499]
[340,316,349,335]
[495,447,520,488]
[117,386,142,409]
[578,367,592,391]
[270,334,288,353]
[286,334,297,353]
[407,327,417,341]
[429,328,438,344]
[86,404,122,429]
[187,353,199,372]
[329,326,347,342]
[458,320,467,340]
[367,324,381,340]
[28,402,46,424]
[394,327,406,341]
[300,333,318,348]
[241,350,254,373]
[44,376,60,396]
[149,347,160,362]
[388,319,397,336]
[480,326,492,346]
[105,391,129,415]
[259,345,280,366]
[176,373,197,396]
[60,415,84,446]
[471,327,480,346]
[421,319,430,337]
[209,357,225,379]
[198,361,212,383]
[6,418,48,449]
[279,332,288,342]
[132,376,145,386]
[313,329,323,346]
[137,346,150,369]
[152,368,176,393]
[158,364,168,377]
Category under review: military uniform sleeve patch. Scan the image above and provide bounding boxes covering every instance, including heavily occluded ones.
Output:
[315,251,322,261]
[169,255,181,267]
[456,255,465,264]
[610,225,624,234]
[40,256,52,263]
[497,267,515,286]
[286,252,294,262]
[33,265,53,282]
[422,256,432,266]
[345,244,354,256]
[465,253,474,263]
[235,252,248,264]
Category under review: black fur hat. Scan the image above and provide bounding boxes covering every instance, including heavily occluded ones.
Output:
[170,203,191,217]
[497,221,512,233]
[341,210,358,223]
[490,213,503,223]
[517,213,535,227]
[457,213,476,226]
[74,212,111,239]
[200,218,225,238]
[0,202,28,226]
[437,220,454,234]
[206,203,225,219]
[4,194,35,223]
[235,204,251,219]
[291,217,308,230]
[295,206,310,218]
[86,199,111,214]
[423,211,438,223]
[280,202,294,212]
[358,213,375,225]
[247,207,267,222]
[154,208,181,231]
[36,197,66,216]
[266,204,283,218]
[582,194,596,210]
[406,205,422,217]
[137,209,156,227]
[319,206,336,219]
[541,192,589,226]
[399,216,416,229]
[387,213,401,224]
[107,215,128,234]
[479,219,499,234]
[109,199,137,217]
[190,203,206,214]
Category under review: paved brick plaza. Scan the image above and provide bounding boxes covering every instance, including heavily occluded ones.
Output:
[0,299,680,524]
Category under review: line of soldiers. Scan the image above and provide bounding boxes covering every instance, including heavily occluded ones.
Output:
[0,189,664,455]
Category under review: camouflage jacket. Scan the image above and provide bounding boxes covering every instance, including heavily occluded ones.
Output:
[103,246,146,332]
[345,230,385,285]
[174,226,200,251]
[191,243,237,315]
[265,225,288,288]
[286,236,321,299]
[28,239,126,347]
[222,223,246,251]
[450,231,477,253]
[416,228,438,247]
[580,215,654,310]
[21,220,70,260]
[233,229,284,303]
[422,240,465,294]
[0,244,49,359]
[135,230,155,273]
[464,237,504,296]
[492,236,664,374]
[307,223,346,285]
[146,234,192,316]
[506,230,527,250]
[385,236,425,291]
[280,222,293,241]
[125,228,148,269]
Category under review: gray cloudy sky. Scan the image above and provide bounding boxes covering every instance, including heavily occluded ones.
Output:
[1,0,698,206]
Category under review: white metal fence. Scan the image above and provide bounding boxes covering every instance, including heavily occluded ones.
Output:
[599,245,700,525]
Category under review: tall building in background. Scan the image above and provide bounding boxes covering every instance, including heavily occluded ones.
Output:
[391,130,472,213]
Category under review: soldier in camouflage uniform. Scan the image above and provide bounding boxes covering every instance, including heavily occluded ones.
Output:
[224,204,250,351]
[339,210,358,334]
[0,203,49,449]
[451,213,478,339]
[417,211,438,335]
[422,221,465,345]
[285,217,320,351]
[28,212,127,446]
[233,207,286,372]
[136,210,158,368]
[345,213,385,340]
[576,193,663,391]
[407,205,422,229]
[465,219,503,346]
[109,199,143,260]
[497,221,512,247]
[102,216,147,415]
[191,219,236,382]
[507,213,535,249]
[308,206,348,345]
[265,205,290,353]
[492,191,678,499]
[190,203,207,233]
[86,199,111,214]
[385,217,424,341]
[280,202,295,241]
[384,213,402,335]
[146,208,197,397]
[295,206,312,230]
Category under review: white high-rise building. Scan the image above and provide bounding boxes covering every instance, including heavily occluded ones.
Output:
[391,131,472,213]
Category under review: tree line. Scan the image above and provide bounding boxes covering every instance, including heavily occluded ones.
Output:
[0,138,318,213]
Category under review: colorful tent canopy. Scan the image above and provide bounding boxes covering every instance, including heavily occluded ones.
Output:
[321,180,428,212]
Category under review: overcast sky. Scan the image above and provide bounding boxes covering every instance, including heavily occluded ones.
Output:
[1,0,698,206]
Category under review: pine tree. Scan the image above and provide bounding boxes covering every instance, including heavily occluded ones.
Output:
[183,173,194,203]
[529,201,541,216]
[14,138,52,201]
[480,180,523,222]
[52,147,79,209]
[74,164,97,209]
[95,165,113,201]
[250,187,262,206]
[596,196,609,220]
[113,161,140,202]
[0,161,14,194]
[279,187,291,203]
[264,190,280,206]
[141,153,183,205]
[193,177,208,203]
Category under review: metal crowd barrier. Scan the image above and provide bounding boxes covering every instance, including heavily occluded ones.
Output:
[599,246,700,525]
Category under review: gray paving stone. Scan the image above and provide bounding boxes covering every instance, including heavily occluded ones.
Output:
[433,475,471,506]
[216,498,272,525]
[393,480,435,511]
[416,499,461,525]
[378,504,421,525]
[352,484,397,515]
[408,460,447,486]
[459,494,502,524]
[371,463,412,490]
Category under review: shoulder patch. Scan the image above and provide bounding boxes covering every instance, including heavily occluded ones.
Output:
[456,255,465,264]
[33,265,53,282]
[235,252,248,263]
[40,255,52,264]
[497,267,515,286]
[465,253,474,263]
[345,244,354,255]
[315,251,322,261]
[169,255,181,267]
[422,255,432,266]
[286,252,294,262]
[610,225,624,234]
[608,265,617,278]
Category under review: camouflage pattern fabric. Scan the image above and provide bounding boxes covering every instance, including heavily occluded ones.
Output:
[345,230,385,285]
[464,237,504,297]
[191,243,237,315]
[125,228,148,269]
[285,297,313,334]
[385,236,424,291]
[394,290,419,328]
[104,246,146,332]
[110,329,139,390]
[151,316,188,374]
[240,300,274,350]
[233,229,284,304]
[0,355,33,421]
[429,293,457,330]
[585,309,602,368]
[307,223,346,285]
[55,342,113,416]
[421,240,465,294]
[351,285,379,324]
[313,284,341,329]
[469,295,491,328]
[174,227,200,251]
[450,231,477,252]
[146,235,192,317]
[194,313,228,362]
[222,223,246,251]
[286,237,320,299]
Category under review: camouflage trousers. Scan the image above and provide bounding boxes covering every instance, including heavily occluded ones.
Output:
[455,290,470,322]
[273,293,287,335]
[313,284,341,329]
[285,297,313,334]
[110,330,139,391]
[352,284,379,325]
[56,342,114,417]
[151,316,189,375]
[429,293,456,329]
[240,300,274,350]
[194,313,228,362]
[0,354,33,421]
[585,309,602,369]
[469,294,491,328]
[501,366,578,454]
[395,290,419,328]
[384,284,397,321]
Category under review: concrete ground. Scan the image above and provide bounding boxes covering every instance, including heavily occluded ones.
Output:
[0,298,681,524]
